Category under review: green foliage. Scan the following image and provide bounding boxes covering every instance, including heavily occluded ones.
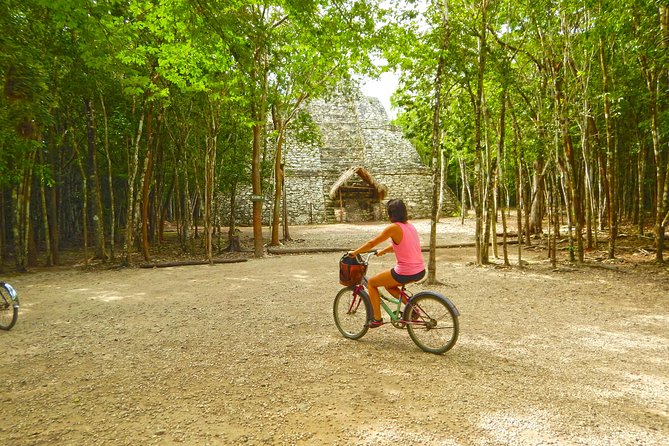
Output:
[287,110,323,147]
[383,0,667,222]
[1,0,665,262]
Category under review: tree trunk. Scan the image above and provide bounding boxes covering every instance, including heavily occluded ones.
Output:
[549,174,559,268]
[515,180,523,267]
[271,111,285,247]
[481,155,494,264]
[529,155,544,235]
[151,118,164,247]
[250,46,268,259]
[84,99,108,261]
[490,116,498,261]
[652,84,666,262]
[599,37,617,260]
[427,58,444,284]
[646,6,668,262]
[99,92,116,260]
[637,140,646,236]
[74,137,89,267]
[182,154,194,253]
[139,103,154,262]
[204,100,219,264]
[48,134,60,265]
[473,0,489,266]
[38,148,53,266]
[510,101,524,266]
[459,158,468,223]
[226,182,242,252]
[13,150,36,272]
[270,95,307,245]
[579,60,595,252]
[251,120,264,257]
[427,0,450,283]
[437,148,446,222]
[497,87,509,266]
[582,110,595,251]
[282,169,291,242]
[159,177,175,244]
[123,107,145,265]
[204,135,216,263]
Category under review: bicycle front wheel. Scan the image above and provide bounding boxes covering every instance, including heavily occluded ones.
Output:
[333,287,370,340]
[406,292,459,354]
[0,285,19,330]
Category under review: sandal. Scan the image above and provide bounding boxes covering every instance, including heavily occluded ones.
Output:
[367,318,384,328]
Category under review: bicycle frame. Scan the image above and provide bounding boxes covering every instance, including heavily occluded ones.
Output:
[379,290,407,322]
[351,252,414,324]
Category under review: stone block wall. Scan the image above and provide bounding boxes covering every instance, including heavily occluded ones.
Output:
[285,173,326,225]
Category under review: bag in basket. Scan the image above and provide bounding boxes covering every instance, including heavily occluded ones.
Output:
[339,254,367,286]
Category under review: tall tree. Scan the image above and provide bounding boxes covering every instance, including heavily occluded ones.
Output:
[426,0,451,283]
[266,0,379,246]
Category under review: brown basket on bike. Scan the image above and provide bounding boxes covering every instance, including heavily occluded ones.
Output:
[339,254,367,286]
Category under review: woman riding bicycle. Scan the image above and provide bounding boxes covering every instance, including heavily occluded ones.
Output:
[348,198,425,328]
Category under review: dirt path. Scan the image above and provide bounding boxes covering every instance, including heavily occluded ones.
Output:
[1,219,668,445]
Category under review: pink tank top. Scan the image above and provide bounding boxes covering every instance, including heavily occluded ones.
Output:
[392,222,425,275]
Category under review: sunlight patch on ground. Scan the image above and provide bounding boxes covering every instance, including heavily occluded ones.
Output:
[523,273,562,283]
[501,334,555,361]
[222,276,260,283]
[575,425,668,446]
[356,424,461,445]
[624,313,669,327]
[618,371,669,410]
[584,382,625,400]
[466,334,502,351]
[477,410,555,445]
[573,326,667,353]
[378,366,412,379]
[291,272,311,281]
[67,287,147,302]
[86,290,147,302]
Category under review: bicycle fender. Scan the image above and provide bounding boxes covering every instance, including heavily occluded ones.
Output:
[354,287,372,305]
[409,291,460,317]
[1,282,18,301]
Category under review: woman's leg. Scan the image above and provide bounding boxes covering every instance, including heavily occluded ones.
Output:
[367,269,403,320]
[386,286,402,299]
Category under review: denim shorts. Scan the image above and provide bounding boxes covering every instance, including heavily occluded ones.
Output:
[391,268,426,284]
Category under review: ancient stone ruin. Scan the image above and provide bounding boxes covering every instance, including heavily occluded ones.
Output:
[228,89,458,225]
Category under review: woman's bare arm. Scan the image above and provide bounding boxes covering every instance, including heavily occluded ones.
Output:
[376,245,394,256]
[350,224,401,256]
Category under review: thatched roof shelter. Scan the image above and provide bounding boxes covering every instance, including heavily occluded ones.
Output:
[328,166,388,200]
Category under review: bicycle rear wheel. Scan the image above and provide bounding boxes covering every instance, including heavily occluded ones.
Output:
[0,284,19,330]
[405,292,459,354]
[333,287,370,340]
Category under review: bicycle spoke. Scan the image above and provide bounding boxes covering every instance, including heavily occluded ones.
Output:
[333,287,369,340]
[347,295,363,315]
[406,293,459,354]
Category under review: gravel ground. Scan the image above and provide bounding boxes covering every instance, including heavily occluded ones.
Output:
[1,218,668,445]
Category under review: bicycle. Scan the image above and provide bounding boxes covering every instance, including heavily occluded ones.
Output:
[0,281,19,330]
[333,251,460,354]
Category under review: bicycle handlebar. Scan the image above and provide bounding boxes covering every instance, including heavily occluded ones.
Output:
[353,250,378,264]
